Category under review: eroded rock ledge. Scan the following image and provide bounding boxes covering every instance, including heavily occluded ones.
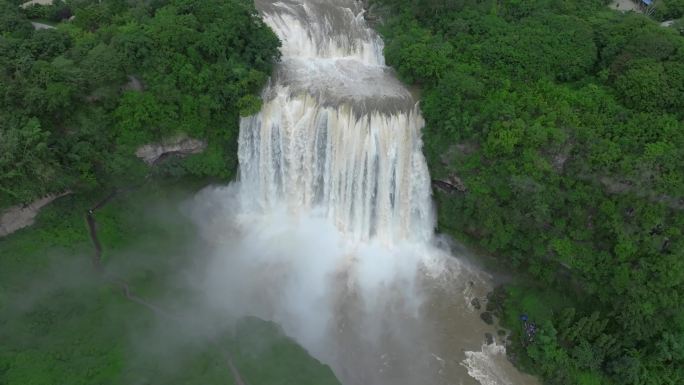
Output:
[135,135,207,165]
[432,174,468,194]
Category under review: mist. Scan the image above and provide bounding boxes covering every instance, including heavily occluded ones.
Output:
[171,179,514,385]
[146,0,538,383]
[1,0,539,383]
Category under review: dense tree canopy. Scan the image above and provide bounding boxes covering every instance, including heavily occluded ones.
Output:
[373,0,684,384]
[0,0,280,208]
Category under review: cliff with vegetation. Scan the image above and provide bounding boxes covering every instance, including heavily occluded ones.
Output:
[0,1,344,384]
[371,0,684,384]
[0,0,280,210]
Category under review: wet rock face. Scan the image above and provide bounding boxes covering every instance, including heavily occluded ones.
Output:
[432,174,467,194]
[135,135,207,165]
[480,311,494,325]
[484,333,494,345]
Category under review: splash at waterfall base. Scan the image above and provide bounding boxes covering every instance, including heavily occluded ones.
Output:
[186,1,539,384]
[190,184,537,385]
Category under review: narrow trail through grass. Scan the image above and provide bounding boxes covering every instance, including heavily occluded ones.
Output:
[84,189,249,384]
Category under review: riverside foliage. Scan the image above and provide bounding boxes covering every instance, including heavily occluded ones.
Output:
[0,0,280,209]
[373,0,684,384]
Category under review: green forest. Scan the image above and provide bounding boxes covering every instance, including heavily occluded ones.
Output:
[1,0,279,209]
[372,0,684,384]
[0,180,341,384]
[3,0,684,384]
[1,1,339,384]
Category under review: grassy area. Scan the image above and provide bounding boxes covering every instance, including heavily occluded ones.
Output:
[0,179,340,385]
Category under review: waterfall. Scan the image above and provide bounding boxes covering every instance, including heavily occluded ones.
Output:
[239,0,433,244]
[189,1,538,385]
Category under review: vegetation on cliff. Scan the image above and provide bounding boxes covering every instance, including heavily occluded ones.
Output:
[0,0,280,209]
[0,2,342,384]
[372,0,684,384]
[0,181,340,385]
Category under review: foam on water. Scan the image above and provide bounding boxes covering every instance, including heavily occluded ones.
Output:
[462,344,514,385]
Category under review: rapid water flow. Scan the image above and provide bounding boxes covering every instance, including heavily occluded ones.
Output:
[240,0,432,244]
[192,1,539,384]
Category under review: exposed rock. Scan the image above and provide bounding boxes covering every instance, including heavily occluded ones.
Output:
[21,0,54,8]
[363,12,379,23]
[470,297,481,310]
[552,152,569,172]
[432,174,467,194]
[484,333,494,345]
[433,180,452,193]
[497,329,507,337]
[480,311,494,325]
[122,75,144,92]
[0,191,71,237]
[135,135,207,165]
[360,0,380,25]
[30,21,55,30]
[447,174,467,192]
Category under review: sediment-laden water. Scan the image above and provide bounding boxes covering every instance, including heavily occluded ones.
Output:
[191,1,539,384]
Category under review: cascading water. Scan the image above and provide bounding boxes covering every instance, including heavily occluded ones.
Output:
[190,1,539,384]
[239,0,433,244]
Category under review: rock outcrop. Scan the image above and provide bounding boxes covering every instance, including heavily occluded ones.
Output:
[432,174,468,193]
[21,0,54,8]
[135,135,207,165]
[122,75,144,92]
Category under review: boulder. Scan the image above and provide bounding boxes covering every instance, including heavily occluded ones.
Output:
[480,311,494,325]
[484,333,494,345]
[21,0,54,8]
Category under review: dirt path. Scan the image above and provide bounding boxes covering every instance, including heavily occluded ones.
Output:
[227,358,248,385]
[0,191,71,237]
[84,190,248,384]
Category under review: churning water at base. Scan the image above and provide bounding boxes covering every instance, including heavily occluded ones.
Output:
[190,1,539,384]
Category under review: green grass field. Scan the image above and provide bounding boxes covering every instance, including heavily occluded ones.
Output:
[0,180,340,385]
